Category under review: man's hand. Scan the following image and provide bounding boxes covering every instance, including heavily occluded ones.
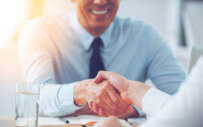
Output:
[66,105,99,117]
[74,79,93,106]
[86,80,132,117]
[94,116,122,127]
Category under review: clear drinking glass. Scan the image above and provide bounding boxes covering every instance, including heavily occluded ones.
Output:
[15,82,41,127]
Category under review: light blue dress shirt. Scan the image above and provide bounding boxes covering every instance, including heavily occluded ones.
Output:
[18,12,186,117]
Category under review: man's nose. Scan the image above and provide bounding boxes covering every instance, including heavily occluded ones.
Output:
[93,0,107,5]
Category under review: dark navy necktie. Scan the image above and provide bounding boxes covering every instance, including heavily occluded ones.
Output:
[89,37,105,78]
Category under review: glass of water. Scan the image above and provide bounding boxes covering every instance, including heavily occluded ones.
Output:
[15,82,41,127]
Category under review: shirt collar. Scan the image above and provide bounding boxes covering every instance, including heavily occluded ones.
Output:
[70,11,115,51]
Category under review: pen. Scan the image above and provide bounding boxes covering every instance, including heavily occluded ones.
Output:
[58,118,69,124]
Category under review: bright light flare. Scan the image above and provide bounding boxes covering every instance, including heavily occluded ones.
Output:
[0,0,26,48]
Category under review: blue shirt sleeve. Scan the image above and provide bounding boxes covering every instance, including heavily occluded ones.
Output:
[18,19,84,117]
[146,25,186,95]
[39,83,86,117]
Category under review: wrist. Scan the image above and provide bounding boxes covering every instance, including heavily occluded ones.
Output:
[122,80,151,109]
[120,80,134,105]
[131,82,151,109]
[74,80,91,106]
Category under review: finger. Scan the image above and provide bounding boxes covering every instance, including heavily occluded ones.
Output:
[93,102,99,113]
[94,71,109,83]
[102,92,125,115]
[99,108,105,117]
[88,101,94,111]
[107,86,129,111]
[98,100,116,117]
[103,92,119,111]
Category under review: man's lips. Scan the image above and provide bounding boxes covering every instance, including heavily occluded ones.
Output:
[89,8,111,15]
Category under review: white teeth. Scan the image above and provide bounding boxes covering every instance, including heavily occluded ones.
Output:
[91,10,108,15]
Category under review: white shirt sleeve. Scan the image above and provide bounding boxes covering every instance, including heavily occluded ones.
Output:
[140,55,203,127]
[142,88,172,117]
[18,19,83,117]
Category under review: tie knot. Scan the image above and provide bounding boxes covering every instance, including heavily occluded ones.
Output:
[91,37,103,50]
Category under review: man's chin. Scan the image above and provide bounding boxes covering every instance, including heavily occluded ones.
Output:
[90,24,110,31]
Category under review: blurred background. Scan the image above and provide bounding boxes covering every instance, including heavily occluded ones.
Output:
[0,0,203,116]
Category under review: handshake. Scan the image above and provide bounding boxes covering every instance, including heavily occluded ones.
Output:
[74,71,151,118]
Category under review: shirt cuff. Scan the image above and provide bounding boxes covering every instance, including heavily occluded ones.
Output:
[133,105,146,117]
[142,88,172,117]
[58,82,87,115]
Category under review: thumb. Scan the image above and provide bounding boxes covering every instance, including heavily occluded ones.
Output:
[94,71,109,83]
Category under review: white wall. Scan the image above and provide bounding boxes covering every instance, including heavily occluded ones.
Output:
[0,44,22,116]
[118,0,181,47]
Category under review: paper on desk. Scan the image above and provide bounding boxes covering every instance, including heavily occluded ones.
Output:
[38,117,65,125]
[38,115,131,127]
[64,115,131,127]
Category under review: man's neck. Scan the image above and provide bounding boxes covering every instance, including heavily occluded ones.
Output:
[88,28,107,37]
[83,25,108,37]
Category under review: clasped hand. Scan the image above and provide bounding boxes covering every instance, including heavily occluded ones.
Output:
[85,71,134,117]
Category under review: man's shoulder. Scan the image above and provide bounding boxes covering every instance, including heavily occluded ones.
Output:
[112,16,153,39]
[23,15,69,32]
[114,16,152,30]
[19,14,73,47]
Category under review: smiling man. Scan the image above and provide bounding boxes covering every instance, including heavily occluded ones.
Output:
[74,0,119,36]
[18,0,186,118]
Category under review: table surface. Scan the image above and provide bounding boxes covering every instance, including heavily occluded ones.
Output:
[0,116,140,127]
[0,117,89,127]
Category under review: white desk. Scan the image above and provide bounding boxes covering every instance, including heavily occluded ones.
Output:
[0,116,15,127]
[0,115,133,127]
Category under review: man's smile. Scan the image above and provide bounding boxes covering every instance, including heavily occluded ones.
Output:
[90,9,110,15]
[74,0,119,36]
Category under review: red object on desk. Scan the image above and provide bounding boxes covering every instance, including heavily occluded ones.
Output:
[85,121,97,126]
